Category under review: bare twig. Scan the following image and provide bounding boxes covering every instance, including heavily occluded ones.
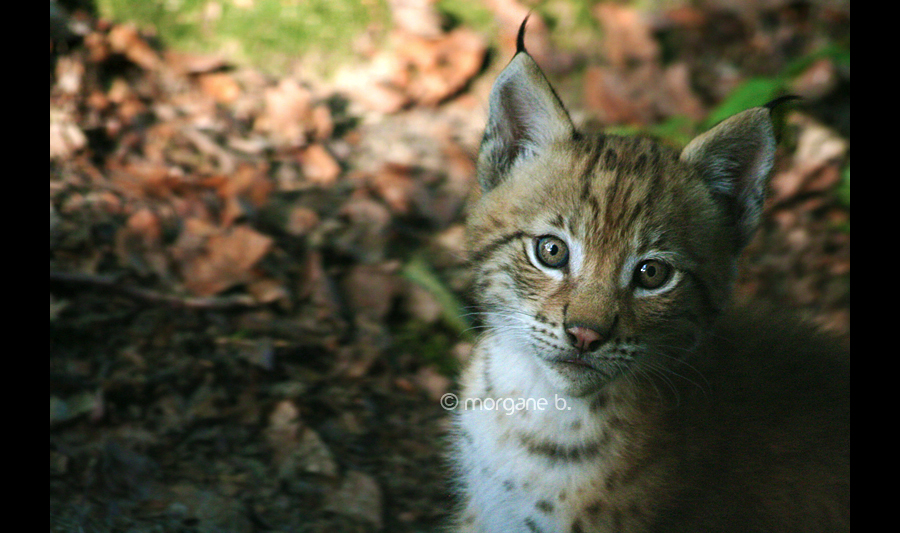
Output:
[49,271,258,310]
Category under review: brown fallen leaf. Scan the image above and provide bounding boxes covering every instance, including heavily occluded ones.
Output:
[180,225,273,297]
[413,366,452,402]
[182,128,237,175]
[246,277,289,305]
[105,77,149,125]
[54,55,84,95]
[49,108,87,159]
[284,206,320,237]
[659,63,706,122]
[107,23,160,70]
[404,282,443,325]
[296,250,342,320]
[220,163,274,225]
[298,144,341,186]
[394,27,487,106]
[388,0,443,38]
[352,81,410,114]
[125,207,162,244]
[790,58,839,100]
[310,104,334,141]
[254,79,314,148]
[341,263,400,323]
[651,5,708,30]
[83,30,110,63]
[594,3,659,68]
[196,72,241,104]
[770,114,848,204]
[583,65,653,125]
[164,50,229,75]
[431,224,468,267]
[334,196,393,263]
[583,56,704,125]
[370,164,415,214]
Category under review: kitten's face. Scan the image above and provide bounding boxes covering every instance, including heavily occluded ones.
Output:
[468,137,737,395]
[470,48,774,396]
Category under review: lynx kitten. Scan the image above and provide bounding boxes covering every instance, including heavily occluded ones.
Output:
[451,22,849,533]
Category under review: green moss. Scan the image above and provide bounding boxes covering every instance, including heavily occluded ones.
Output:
[95,0,389,75]
[435,0,495,34]
[837,163,850,207]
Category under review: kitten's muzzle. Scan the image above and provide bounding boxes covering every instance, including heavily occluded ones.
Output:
[565,314,618,352]
[566,325,605,353]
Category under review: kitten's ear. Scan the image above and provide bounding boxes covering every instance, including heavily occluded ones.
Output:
[477,40,575,191]
[681,107,776,250]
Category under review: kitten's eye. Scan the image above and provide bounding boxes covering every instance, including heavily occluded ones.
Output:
[535,236,569,268]
[634,260,672,289]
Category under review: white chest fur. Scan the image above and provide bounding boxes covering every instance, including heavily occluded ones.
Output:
[453,336,661,533]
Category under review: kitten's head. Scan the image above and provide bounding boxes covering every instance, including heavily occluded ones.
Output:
[468,36,776,395]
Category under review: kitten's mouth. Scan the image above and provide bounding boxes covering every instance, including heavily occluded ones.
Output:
[551,354,628,379]
[556,357,602,372]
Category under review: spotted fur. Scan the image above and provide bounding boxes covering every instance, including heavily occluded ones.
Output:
[451,24,849,533]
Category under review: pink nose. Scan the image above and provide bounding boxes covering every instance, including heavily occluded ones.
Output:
[566,326,604,352]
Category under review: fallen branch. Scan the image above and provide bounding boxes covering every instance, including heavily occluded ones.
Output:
[49,271,258,310]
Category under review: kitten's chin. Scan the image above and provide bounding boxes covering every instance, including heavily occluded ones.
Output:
[542,357,621,397]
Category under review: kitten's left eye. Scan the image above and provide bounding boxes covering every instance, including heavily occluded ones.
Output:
[634,260,672,289]
[535,236,569,268]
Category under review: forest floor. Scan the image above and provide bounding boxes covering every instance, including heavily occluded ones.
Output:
[50,1,849,532]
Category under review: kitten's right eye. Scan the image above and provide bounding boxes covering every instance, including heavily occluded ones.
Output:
[535,236,569,268]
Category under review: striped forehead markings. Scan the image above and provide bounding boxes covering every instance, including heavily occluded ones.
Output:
[470,231,524,264]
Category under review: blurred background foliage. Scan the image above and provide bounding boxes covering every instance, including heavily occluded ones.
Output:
[84,0,849,197]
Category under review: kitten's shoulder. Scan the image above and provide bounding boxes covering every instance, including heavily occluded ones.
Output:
[704,306,849,374]
[667,306,850,531]
[691,305,849,414]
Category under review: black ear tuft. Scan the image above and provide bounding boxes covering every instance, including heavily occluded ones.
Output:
[763,95,800,143]
[516,15,530,54]
[764,94,801,112]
